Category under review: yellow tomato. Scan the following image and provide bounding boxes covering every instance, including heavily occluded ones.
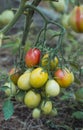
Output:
[41,100,52,115]
[24,90,41,108]
[4,82,16,96]
[17,72,31,90]
[30,67,48,88]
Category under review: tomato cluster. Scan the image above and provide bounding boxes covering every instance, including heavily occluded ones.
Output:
[3,47,74,119]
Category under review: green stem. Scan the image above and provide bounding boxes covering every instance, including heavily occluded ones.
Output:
[21,0,41,46]
[0,0,26,34]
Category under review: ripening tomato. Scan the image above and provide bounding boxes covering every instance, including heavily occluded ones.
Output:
[30,67,48,88]
[24,90,41,108]
[54,68,74,88]
[69,5,83,33]
[9,68,21,85]
[45,79,60,97]
[25,48,41,67]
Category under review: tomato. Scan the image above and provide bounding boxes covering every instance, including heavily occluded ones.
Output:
[32,108,41,119]
[50,0,67,13]
[9,68,21,85]
[50,107,58,117]
[0,10,14,26]
[41,100,52,115]
[17,71,31,90]
[45,79,60,97]
[24,90,41,108]
[25,48,41,67]
[54,68,74,88]
[50,56,59,70]
[30,67,48,88]
[4,82,16,96]
[69,5,83,33]
[41,54,58,70]
[61,14,70,29]
[15,90,25,102]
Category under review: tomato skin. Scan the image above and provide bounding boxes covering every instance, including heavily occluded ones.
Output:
[25,48,41,67]
[30,67,48,88]
[54,68,74,88]
[69,5,83,33]
[32,108,41,119]
[61,14,70,29]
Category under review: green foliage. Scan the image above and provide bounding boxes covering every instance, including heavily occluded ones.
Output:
[75,88,83,103]
[72,111,83,119]
[2,99,14,120]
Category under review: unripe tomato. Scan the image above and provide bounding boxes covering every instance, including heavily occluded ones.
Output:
[69,5,83,33]
[0,10,14,26]
[17,71,31,90]
[50,0,67,13]
[25,48,41,67]
[32,108,41,119]
[24,90,41,108]
[45,79,60,97]
[54,68,74,88]
[30,67,48,88]
[41,100,52,115]
[61,14,70,29]
[41,53,58,70]
[4,82,16,96]
[15,90,25,102]
[9,68,21,85]
[50,107,58,117]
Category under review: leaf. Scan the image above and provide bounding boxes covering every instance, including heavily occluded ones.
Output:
[75,88,83,103]
[2,99,14,120]
[72,111,83,119]
[0,85,9,92]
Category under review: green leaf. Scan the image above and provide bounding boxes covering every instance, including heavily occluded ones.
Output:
[72,111,83,119]
[0,86,9,92]
[75,88,83,103]
[2,99,14,120]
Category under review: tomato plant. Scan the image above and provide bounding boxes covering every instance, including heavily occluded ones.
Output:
[54,68,74,88]
[69,5,83,33]
[25,48,41,67]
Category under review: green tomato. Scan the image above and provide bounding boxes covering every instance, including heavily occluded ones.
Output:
[0,10,14,26]
[50,108,58,116]
[4,82,16,96]
[41,100,52,115]
[45,79,60,97]
[32,108,41,119]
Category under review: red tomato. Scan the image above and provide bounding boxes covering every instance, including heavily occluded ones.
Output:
[69,5,83,33]
[54,68,74,88]
[25,48,41,67]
